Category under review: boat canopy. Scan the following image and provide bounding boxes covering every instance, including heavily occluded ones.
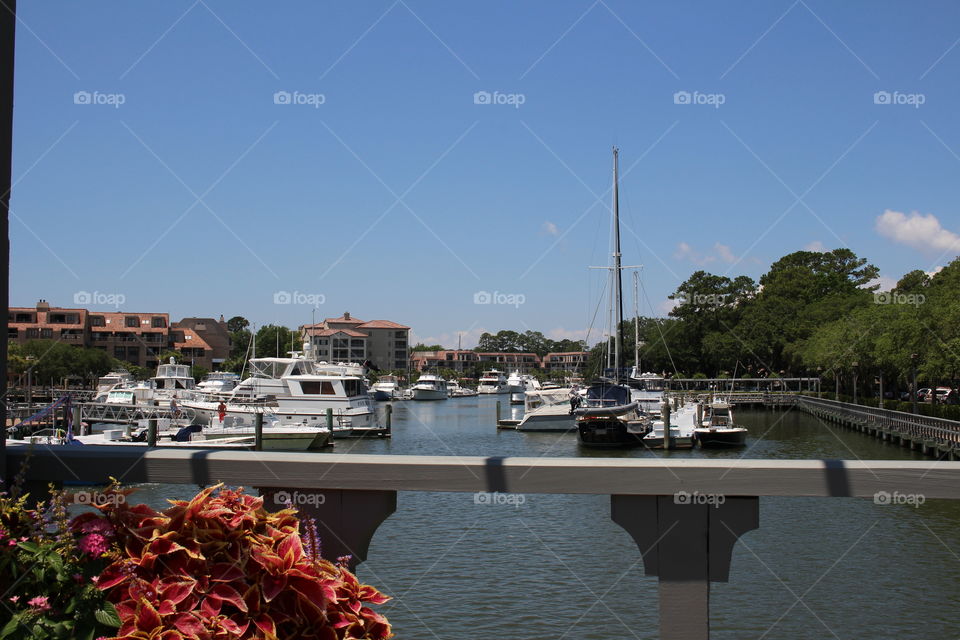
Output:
[585,383,631,407]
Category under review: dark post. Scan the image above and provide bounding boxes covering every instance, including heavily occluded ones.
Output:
[254,411,263,451]
[147,418,157,447]
[852,361,859,405]
[384,403,392,428]
[878,374,883,409]
[834,372,839,402]
[911,354,919,415]
[0,0,14,480]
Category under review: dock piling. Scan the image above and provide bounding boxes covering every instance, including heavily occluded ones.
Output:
[255,412,263,451]
[147,418,157,447]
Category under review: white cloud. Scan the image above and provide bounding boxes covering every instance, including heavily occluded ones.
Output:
[804,240,826,252]
[540,221,560,237]
[875,209,960,255]
[867,275,898,292]
[658,297,680,315]
[926,266,944,278]
[714,243,736,264]
[674,242,740,266]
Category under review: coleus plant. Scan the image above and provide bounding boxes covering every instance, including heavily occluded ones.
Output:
[72,484,392,640]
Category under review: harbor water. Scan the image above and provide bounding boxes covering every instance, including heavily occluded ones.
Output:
[126,396,960,639]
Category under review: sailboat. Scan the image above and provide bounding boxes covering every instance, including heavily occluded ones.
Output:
[576,148,651,448]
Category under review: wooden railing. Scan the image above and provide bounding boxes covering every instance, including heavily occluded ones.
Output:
[5,444,960,639]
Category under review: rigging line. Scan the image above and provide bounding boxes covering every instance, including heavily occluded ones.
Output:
[583,274,609,369]
[640,277,684,388]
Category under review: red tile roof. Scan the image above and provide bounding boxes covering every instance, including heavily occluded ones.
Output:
[356,320,410,330]
[95,312,169,332]
[173,328,211,350]
[324,314,365,325]
[307,328,368,338]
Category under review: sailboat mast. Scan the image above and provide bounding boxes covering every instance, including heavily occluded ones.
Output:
[612,146,624,381]
[633,269,640,372]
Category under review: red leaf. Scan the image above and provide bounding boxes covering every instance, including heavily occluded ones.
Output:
[209,563,244,582]
[160,579,196,605]
[134,599,162,632]
[208,583,248,613]
[261,573,286,603]
[172,612,205,638]
[200,596,222,618]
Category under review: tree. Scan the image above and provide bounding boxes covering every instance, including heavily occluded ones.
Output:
[226,316,250,333]
[411,343,444,352]
[254,325,296,359]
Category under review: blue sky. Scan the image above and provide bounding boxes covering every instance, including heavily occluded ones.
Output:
[10,1,960,348]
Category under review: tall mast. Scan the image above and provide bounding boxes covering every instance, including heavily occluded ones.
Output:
[633,269,640,372]
[612,146,624,380]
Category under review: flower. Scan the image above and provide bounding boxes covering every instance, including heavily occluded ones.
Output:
[78,532,110,557]
[9,596,18,603]
[27,595,50,612]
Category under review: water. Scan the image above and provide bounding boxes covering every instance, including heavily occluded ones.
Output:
[120,397,960,639]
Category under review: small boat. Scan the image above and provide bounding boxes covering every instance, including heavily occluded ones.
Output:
[196,371,241,396]
[410,374,448,400]
[694,400,747,447]
[477,369,509,394]
[371,374,400,401]
[516,387,576,432]
[575,380,650,448]
[628,370,667,418]
[510,375,541,404]
[447,379,478,397]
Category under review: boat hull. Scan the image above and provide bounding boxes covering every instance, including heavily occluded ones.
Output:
[517,411,576,432]
[576,418,649,448]
[411,389,447,401]
[694,428,747,448]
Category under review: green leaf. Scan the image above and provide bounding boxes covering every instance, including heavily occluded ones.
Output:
[94,602,121,628]
[0,616,20,639]
[15,541,39,553]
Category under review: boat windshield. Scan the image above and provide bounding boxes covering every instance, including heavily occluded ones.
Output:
[585,384,630,407]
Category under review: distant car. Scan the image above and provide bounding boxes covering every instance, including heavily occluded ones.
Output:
[934,387,954,403]
[917,387,932,402]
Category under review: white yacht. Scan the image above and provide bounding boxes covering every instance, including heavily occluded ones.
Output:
[95,370,135,394]
[506,370,525,394]
[478,369,509,394]
[181,346,378,433]
[628,370,667,418]
[150,358,197,401]
[516,387,577,432]
[371,375,400,401]
[195,371,241,396]
[410,374,448,401]
[511,374,541,404]
[447,379,478,397]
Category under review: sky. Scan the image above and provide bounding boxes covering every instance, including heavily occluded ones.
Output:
[9,1,960,348]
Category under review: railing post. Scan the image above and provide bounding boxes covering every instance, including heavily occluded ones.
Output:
[611,494,759,640]
[258,488,396,569]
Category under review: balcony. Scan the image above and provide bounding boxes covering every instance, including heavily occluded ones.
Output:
[7,445,958,640]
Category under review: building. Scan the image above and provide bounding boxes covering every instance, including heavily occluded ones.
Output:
[542,352,589,374]
[8,300,234,372]
[169,327,214,370]
[300,312,410,371]
[410,350,479,373]
[172,317,231,369]
[476,352,540,373]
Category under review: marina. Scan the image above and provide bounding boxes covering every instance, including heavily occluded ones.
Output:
[9,395,960,639]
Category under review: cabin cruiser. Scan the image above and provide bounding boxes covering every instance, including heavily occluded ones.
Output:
[628,370,667,418]
[195,371,241,396]
[181,347,378,433]
[371,375,400,401]
[447,379,478,397]
[575,380,650,448]
[478,369,509,394]
[642,402,696,449]
[94,370,136,398]
[510,374,542,404]
[410,374,448,401]
[506,370,525,394]
[516,387,577,432]
[149,358,197,401]
[694,399,748,447]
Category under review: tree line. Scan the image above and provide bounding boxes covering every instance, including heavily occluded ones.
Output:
[584,248,960,398]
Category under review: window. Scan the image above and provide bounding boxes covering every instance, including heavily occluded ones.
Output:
[395,350,407,359]
[40,329,52,339]
[90,315,105,327]
[152,317,166,328]
[300,380,336,395]
[125,316,139,328]
[342,379,364,396]
[394,331,405,338]
[127,347,140,358]
[13,313,33,323]
[114,347,126,358]
[8,328,17,338]
[350,339,364,347]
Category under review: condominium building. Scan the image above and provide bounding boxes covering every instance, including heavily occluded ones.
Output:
[300,312,410,371]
